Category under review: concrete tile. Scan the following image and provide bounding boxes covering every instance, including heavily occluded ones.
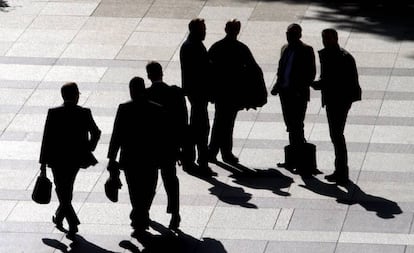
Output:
[0,201,16,221]
[395,48,414,68]
[207,207,279,229]
[348,99,382,116]
[73,30,132,45]
[117,45,178,61]
[345,37,401,53]
[371,125,414,144]
[199,6,254,21]
[0,42,12,56]
[147,2,204,19]
[0,15,36,29]
[336,243,405,253]
[44,66,107,83]
[339,232,414,246]
[100,67,147,84]
[6,42,67,58]
[136,17,189,33]
[359,75,389,91]
[29,15,88,30]
[61,44,123,60]
[82,17,140,32]
[288,208,347,231]
[362,152,414,172]
[40,2,99,16]
[275,208,294,230]
[18,29,78,44]
[126,31,186,47]
[354,181,414,202]
[0,64,51,81]
[351,52,397,68]
[204,239,267,253]
[0,169,36,190]
[78,202,130,225]
[151,205,215,229]
[379,100,414,117]
[7,113,46,132]
[7,201,74,222]
[0,233,61,253]
[0,28,25,42]
[0,88,32,105]
[310,123,374,143]
[388,77,414,92]
[265,241,336,253]
[0,221,54,233]
[250,2,308,22]
[0,141,40,160]
[92,2,151,18]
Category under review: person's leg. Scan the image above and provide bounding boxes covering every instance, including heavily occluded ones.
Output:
[192,98,210,167]
[325,103,351,182]
[219,106,239,162]
[160,162,180,229]
[208,103,224,160]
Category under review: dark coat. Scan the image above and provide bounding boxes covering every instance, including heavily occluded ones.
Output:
[208,36,266,109]
[146,82,188,161]
[316,47,361,106]
[179,36,211,99]
[39,104,101,169]
[273,41,316,101]
[107,99,165,168]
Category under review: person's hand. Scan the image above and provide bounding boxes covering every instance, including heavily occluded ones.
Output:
[40,164,46,173]
[270,85,279,96]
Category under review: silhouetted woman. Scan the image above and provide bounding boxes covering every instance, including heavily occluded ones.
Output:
[39,82,101,237]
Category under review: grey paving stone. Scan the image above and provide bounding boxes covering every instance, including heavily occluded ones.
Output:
[288,209,347,232]
[0,233,62,253]
[92,2,151,18]
[198,239,267,253]
[265,241,336,253]
[335,243,405,253]
[343,210,413,233]
[250,2,309,21]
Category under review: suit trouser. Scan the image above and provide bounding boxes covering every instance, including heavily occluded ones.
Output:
[124,166,158,231]
[326,102,352,178]
[160,161,179,215]
[279,93,307,146]
[185,96,210,166]
[51,167,80,227]
[209,103,238,157]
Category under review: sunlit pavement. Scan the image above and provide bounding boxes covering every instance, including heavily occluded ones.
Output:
[0,1,414,252]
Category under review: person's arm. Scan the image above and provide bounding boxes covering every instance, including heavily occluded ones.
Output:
[107,106,122,176]
[39,109,52,169]
[87,108,101,151]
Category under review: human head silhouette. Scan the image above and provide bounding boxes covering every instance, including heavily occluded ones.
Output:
[188,18,206,41]
[286,23,302,45]
[61,82,79,105]
[225,19,241,40]
[322,28,339,49]
[146,61,163,83]
[129,76,145,101]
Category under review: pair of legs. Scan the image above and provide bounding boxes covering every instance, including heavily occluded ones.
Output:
[325,102,352,181]
[184,96,210,169]
[124,166,158,233]
[209,102,239,162]
[51,167,80,234]
[279,93,308,168]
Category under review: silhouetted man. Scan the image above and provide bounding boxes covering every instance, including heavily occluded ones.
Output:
[180,18,215,177]
[40,82,101,237]
[146,61,188,231]
[271,23,316,170]
[313,28,361,185]
[208,19,263,164]
[107,77,164,239]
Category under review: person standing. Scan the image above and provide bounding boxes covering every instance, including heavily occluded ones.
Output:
[270,23,316,171]
[179,18,215,177]
[107,77,165,240]
[208,19,264,164]
[146,61,187,231]
[39,82,101,237]
[313,28,361,185]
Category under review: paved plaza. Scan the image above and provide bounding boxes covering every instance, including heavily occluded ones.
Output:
[1,0,414,252]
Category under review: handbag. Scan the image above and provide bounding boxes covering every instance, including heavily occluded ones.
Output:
[104,176,122,202]
[32,169,52,204]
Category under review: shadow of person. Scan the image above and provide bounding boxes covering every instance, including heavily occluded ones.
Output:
[300,177,403,219]
[119,220,228,253]
[189,168,257,209]
[0,0,9,10]
[42,235,120,253]
[214,161,294,197]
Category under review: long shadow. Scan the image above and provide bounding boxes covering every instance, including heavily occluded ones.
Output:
[43,236,120,253]
[188,166,258,208]
[0,0,9,11]
[260,0,414,44]
[215,161,294,197]
[119,220,227,253]
[300,177,402,219]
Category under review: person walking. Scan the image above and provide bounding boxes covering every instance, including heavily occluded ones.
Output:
[312,28,361,185]
[39,82,101,237]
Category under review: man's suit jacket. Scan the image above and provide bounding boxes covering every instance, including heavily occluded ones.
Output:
[39,103,101,169]
[107,99,165,168]
[273,41,316,101]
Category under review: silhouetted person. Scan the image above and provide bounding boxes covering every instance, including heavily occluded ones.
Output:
[312,28,361,185]
[39,82,101,237]
[208,19,263,164]
[180,18,215,177]
[107,77,165,240]
[271,23,316,171]
[146,61,188,231]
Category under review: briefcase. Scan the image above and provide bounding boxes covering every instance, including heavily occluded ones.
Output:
[105,176,122,202]
[284,142,318,175]
[32,170,52,204]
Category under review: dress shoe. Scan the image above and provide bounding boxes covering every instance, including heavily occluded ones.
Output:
[325,173,349,185]
[168,214,181,232]
[66,225,78,239]
[131,229,152,244]
[52,216,65,232]
[198,165,217,177]
[222,154,239,164]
